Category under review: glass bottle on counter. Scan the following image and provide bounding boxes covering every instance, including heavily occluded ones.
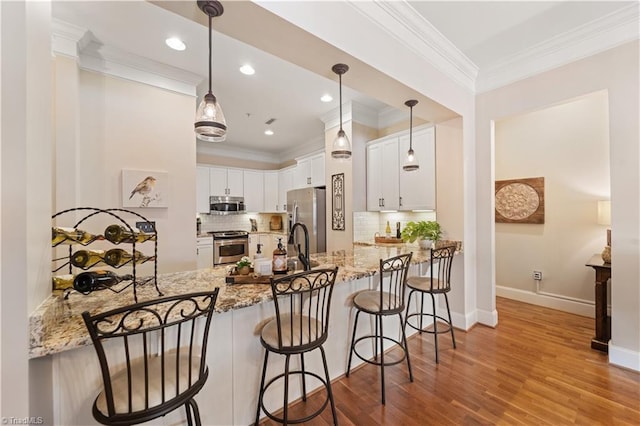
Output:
[104,248,152,267]
[272,238,288,275]
[385,221,391,237]
[52,227,104,246]
[70,249,105,268]
[104,224,156,244]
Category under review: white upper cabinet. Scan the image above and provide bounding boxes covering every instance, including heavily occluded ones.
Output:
[243,170,264,212]
[293,152,325,189]
[196,166,211,213]
[366,137,399,211]
[366,125,436,212]
[398,127,436,210]
[278,167,294,212]
[263,171,279,212]
[210,167,243,197]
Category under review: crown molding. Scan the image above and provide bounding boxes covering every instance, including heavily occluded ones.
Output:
[378,106,408,129]
[51,19,90,59]
[347,0,478,93]
[320,101,397,130]
[78,41,202,97]
[281,136,325,161]
[477,3,640,93]
[197,140,283,164]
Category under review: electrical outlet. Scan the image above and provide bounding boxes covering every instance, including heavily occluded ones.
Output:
[136,221,155,233]
[533,270,543,280]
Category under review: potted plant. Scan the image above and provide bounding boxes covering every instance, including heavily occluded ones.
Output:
[401,220,442,249]
[235,256,253,275]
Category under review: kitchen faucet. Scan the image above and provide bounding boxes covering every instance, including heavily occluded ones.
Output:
[290,222,310,271]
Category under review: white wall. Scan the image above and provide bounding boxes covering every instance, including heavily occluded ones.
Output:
[435,117,464,242]
[1,0,53,420]
[67,69,197,274]
[495,91,610,307]
[476,41,640,370]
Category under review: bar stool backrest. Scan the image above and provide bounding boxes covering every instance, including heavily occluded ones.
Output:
[82,290,219,423]
[269,268,338,352]
[428,246,456,292]
[379,253,413,314]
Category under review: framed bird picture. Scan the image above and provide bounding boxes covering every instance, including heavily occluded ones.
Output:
[121,169,168,208]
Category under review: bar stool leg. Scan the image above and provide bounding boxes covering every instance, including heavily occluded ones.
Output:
[444,293,456,348]
[346,310,362,377]
[255,349,270,426]
[189,399,202,426]
[431,293,439,363]
[320,346,339,425]
[300,353,307,401]
[419,292,425,332]
[283,354,291,426]
[399,312,413,382]
[379,314,386,404]
[185,401,193,426]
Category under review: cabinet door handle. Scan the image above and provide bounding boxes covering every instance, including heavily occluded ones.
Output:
[382,198,385,207]
[307,177,311,185]
[399,196,403,207]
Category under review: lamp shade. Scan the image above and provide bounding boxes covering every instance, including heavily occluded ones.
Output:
[597,200,611,226]
[195,93,227,142]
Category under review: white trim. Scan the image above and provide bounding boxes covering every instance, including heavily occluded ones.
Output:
[78,41,202,97]
[197,141,282,164]
[476,308,498,328]
[51,19,88,59]
[346,1,477,92]
[450,310,477,332]
[478,3,640,93]
[378,107,409,129]
[497,285,594,318]
[609,343,640,372]
[281,137,325,161]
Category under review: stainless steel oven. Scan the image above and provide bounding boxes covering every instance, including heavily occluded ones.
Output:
[212,230,249,265]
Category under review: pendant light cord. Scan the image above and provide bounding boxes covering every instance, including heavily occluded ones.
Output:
[409,104,413,150]
[208,14,212,94]
[339,73,343,131]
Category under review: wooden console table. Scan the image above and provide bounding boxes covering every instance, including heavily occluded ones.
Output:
[585,254,611,352]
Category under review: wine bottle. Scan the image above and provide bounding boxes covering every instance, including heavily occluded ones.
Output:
[385,221,391,237]
[104,224,156,244]
[104,248,151,267]
[70,249,105,268]
[73,270,134,294]
[52,274,74,291]
[52,227,103,246]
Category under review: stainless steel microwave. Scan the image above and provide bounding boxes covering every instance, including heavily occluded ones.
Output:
[209,196,246,215]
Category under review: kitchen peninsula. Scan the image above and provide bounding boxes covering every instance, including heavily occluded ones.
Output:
[31,243,461,425]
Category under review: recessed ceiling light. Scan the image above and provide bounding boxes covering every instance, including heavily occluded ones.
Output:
[320,94,333,103]
[165,37,186,51]
[240,65,255,75]
[264,129,274,136]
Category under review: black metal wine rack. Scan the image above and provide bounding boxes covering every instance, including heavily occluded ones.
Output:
[51,207,162,302]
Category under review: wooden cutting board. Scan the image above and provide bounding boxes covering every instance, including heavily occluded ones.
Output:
[375,236,404,244]
[225,274,271,285]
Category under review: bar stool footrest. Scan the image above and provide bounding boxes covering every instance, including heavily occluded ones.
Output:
[352,334,408,367]
[406,312,453,334]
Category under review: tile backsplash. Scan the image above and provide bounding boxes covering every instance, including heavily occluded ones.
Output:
[198,213,287,233]
[353,211,437,242]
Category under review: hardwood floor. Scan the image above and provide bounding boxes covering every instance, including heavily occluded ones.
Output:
[261,297,640,425]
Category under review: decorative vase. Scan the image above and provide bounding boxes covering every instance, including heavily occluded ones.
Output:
[237,265,250,275]
[418,239,433,250]
[601,245,611,263]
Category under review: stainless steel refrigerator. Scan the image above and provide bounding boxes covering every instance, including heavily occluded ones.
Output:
[287,187,326,255]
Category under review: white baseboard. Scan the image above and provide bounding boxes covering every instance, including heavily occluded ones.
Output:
[496,286,594,318]
[476,308,498,327]
[451,310,477,331]
[609,343,640,372]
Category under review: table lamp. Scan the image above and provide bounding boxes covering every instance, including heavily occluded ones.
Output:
[597,200,611,263]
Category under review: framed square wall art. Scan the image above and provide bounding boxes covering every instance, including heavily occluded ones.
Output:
[332,173,345,231]
[122,170,168,208]
[495,177,544,224]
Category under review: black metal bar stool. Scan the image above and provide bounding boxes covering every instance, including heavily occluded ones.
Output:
[255,267,339,425]
[81,290,219,426]
[346,253,413,404]
[404,245,457,363]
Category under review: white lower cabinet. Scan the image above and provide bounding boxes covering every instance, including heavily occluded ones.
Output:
[196,237,213,269]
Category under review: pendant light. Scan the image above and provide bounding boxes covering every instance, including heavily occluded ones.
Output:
[194,1,227,142]
[331,63,351,160]
[402,99,419,171]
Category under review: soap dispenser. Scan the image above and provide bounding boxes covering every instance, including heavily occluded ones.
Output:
[272,238,288,275]
[254,243,263,260]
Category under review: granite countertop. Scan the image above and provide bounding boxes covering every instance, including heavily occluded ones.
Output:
[29,243,458,358]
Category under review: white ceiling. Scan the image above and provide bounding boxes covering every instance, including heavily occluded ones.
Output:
[51,1,635,159]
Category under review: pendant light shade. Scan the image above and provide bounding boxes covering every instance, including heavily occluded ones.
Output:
[331,63,351,160]
[195,1,227,142]
[402,99,419,171]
